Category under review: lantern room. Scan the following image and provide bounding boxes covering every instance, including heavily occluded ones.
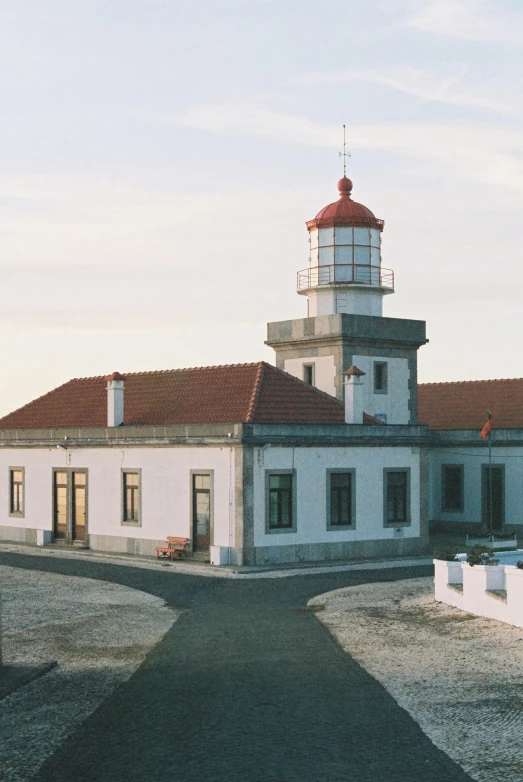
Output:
[298,176,394,318]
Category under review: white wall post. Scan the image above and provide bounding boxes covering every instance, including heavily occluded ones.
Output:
[106,372,125,427]
[342,365,366,424]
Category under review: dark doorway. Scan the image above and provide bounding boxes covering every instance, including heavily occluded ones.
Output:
[482,465,504,532]
[192,473,211,552]
[53,470,88,543]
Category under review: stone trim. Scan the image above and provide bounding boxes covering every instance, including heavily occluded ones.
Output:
[0,525,38,545]
[240,446,255,565]
[88,533,168,558]
[250,536,423,566]
[419,448,430,548]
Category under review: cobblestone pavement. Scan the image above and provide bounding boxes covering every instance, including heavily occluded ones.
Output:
[310,578,523,782]
[0,552,473,782]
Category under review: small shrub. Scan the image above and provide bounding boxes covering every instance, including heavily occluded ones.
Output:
[516,561,523,570]
[466,545,499,567]
[434,550,458,562]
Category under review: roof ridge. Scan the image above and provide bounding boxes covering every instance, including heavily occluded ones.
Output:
[419,378,523,387]
[0,378,75,423]
[70,361,262,382]
[246,362,266,423]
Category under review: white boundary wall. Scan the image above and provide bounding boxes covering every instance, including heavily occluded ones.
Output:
[434,559,523,628]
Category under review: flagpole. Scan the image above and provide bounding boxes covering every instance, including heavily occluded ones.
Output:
[488,427,493,540]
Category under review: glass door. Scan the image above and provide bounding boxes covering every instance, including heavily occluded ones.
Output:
[192,474,211,552]
[53,470,88,543]
[54,471,68,539]
[72,472,87,542]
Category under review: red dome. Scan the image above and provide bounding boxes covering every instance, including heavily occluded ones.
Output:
[307,177,384,231]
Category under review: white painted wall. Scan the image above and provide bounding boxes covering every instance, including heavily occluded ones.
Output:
[306,289,383,317]
[306,289,336,317]
[429,446,523,525]
[335,290,383,317]
[351,355,410,424]
[0,446,235,547]
[283,355,336,398]
[434,559,523,629]
[253,445,421,548]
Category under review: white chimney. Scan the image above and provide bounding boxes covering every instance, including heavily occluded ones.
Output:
[106,372,125,427]
[342,365,366,424]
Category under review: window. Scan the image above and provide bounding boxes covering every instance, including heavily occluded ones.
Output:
[328,470,355,529]
[374,361,388,394]
[266,471,296,533]
[384,469,410,525]
[303,364,314,386]
[122,470,141,524]
[442,465,464,512]
[9,468,24,516]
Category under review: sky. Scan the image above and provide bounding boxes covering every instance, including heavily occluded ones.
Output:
[1,0,523,416]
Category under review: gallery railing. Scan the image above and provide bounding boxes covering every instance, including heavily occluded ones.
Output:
[297,264,394,291]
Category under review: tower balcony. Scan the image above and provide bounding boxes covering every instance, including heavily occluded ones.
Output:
[297,264,394,292]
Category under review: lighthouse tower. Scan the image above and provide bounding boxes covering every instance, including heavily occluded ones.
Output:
[266,174,428,423]
[300,175,393,319]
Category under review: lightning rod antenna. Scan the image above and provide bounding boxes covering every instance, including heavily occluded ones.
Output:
[339,124,351,177]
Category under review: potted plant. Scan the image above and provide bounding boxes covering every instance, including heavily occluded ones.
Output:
[466,545,499,567]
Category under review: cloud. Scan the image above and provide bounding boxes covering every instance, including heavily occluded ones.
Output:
[296,66,523,119]
[401,0,523,44]
[170,103,523,191]
[148,105,339,148]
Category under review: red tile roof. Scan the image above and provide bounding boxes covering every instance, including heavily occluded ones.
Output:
[0,362,346,430]
[418,378,523,431]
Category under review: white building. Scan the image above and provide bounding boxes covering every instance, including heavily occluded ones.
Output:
[0,175,519,564]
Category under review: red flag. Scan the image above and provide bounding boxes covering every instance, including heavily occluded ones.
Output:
[480,412,493,439]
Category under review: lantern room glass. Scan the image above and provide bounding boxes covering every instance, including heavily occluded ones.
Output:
[310,225,381,271]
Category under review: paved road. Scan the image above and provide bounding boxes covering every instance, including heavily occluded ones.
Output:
[0,553,473,782]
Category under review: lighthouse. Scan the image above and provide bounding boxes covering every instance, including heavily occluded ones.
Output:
[299,176,393,318]
[266,172,428,423]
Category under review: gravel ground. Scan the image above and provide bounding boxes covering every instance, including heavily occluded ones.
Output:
[309,577,523,782]
[0,566,180,782]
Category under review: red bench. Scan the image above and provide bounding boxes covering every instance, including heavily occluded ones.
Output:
[155,537,189,560]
